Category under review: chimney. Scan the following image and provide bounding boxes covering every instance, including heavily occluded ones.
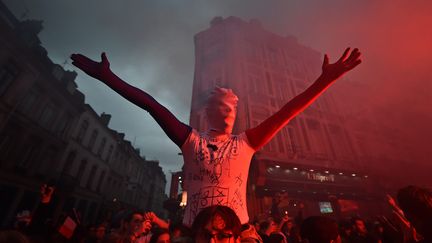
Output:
[100,112,111,126]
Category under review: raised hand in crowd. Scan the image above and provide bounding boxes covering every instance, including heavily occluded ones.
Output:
[320,47,362,83]
[144,211,169,229]
[71,53,112,83]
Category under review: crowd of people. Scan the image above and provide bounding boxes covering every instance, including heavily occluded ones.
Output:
[1,184,432,243]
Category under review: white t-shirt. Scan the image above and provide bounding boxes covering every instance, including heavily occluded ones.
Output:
[181,129,256,226]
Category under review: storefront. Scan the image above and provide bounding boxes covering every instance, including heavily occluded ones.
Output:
[247,159,387,221]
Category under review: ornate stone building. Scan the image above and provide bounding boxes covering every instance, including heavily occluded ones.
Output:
[0,0,167,226]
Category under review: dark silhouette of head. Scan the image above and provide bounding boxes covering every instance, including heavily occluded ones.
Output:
[192,205,242,243]
[397,185,432,240]
[300,216,339,243]
[350,217,367,236]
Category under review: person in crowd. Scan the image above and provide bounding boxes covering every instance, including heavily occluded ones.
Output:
[0,230,30,243]
[300,216,340,243]
[269,216,288,243]
[397,185,432,243]
[338,220,352,243]
[150,228,171,243]
[84,223,107,243]
[26,184,55,234]
[294,203,304,227]
[23,183,58,242]
[370,221,384,243]
[191,205,242,243]
[258,218,277,243]
[239,223,262,243]
[168,223,193,243]
[250,220,260,234]
[71,47,361,226]
[348,217,377,243]
[106,211,152,243]
[268,233,286,243]
[280,219,294,242]
[270,195,282,219]
[287,226,302,243]
[169,222,193,243]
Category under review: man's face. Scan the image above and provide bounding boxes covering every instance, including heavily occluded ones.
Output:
[206,100,237,134]
[196,214,239,243]
[94,226,106,239]
[156,232,171,243]
[354,220,367,235]
[284,221,293,232]
[129,214,151,236]
[268,220,278,233]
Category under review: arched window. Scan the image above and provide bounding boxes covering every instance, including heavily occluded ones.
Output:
[106,145,114,162]
[86,165,97,189]
[62,150,77,175]
[96,170,106,192]
[76,159,87,179]
[77,120,89,143]
[97,137,106,156]
[88,129,98,151]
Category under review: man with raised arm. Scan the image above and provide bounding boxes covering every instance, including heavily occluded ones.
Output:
[71,47,361,226]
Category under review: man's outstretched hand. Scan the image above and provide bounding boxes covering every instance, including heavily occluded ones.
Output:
[320,48,362,82]
[70,53,111,82]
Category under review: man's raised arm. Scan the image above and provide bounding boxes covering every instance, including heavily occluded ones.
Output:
[71,53,191,147]
[245,48,361,150]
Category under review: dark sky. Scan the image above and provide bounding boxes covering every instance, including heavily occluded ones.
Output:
[4,0,432,190]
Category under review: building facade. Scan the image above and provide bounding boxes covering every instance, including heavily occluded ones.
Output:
[0,0,85,226]
[0,0,167,226]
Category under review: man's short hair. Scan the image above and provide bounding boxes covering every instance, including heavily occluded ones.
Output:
[300,216,339,243]
[124,210,145,223]
[192,205,242,239]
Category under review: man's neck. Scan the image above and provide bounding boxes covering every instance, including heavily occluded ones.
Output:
[208,129,231,138]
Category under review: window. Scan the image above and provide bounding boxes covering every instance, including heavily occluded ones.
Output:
[0,60,20,95]
[106,145,114,162]
[38,147,57,175]
[267,47,279,65]
[299,119,311,151]
[97,137,106,156]
[16,139,40,168]
[55,113,71,137]
[265,72,273,95]
[77,120,89,143]
[39,103,58,130]
[18,89,40,116]
[76,159,87,179]
[86,165,97,189]
[0,134,11,160]
[62,150,77,175]
[88,129,98,151]
[96,170,106,192]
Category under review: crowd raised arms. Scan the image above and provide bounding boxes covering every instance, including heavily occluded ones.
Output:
[3,182,429,243]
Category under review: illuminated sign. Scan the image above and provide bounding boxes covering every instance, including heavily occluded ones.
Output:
[319,201,333,213]
[306,173,335,182]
